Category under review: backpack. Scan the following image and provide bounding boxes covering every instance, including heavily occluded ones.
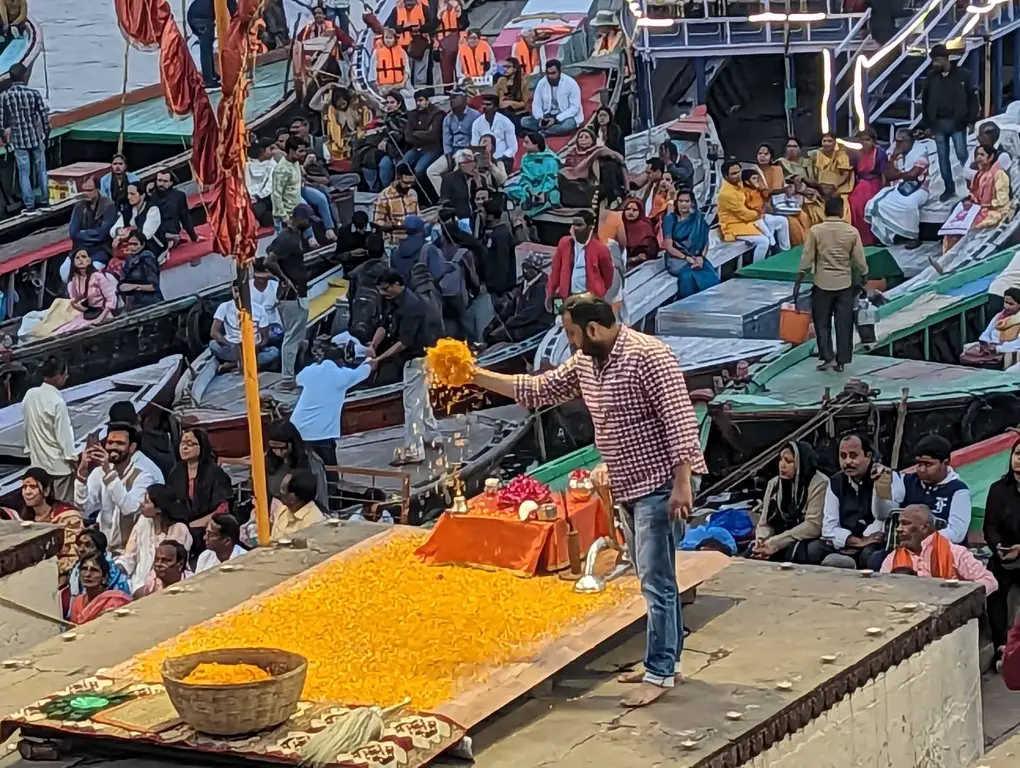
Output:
[437,248,472,305]
[408,262,444,325]
[347,257,386,343]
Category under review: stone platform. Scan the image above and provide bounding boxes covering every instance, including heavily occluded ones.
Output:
[0,524,993,768]
[0,520,63,659]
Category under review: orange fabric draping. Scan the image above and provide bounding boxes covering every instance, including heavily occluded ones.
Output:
[415,495,610,577]
[113,0,259,263]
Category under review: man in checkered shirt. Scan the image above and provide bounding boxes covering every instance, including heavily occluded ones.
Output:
[0,63,49,215]
[472,292,708,708]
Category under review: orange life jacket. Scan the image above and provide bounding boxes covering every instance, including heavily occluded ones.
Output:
[435,4,461,41]
[376,43,408,85]
[457,41,492,78]
[395,2,428,47]
[514,39,539,75]
[297,19,336,42]
[248,18,267,55]
[594,30,620,55]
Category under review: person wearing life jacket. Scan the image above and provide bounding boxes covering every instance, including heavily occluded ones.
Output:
[592,10,622,56]
[513,29,543,76]
[434,0,466,88]
[372,28,410,94]
[456,29,494,86]
[387,0,431,86]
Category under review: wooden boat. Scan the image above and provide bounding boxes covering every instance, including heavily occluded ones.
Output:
[0,19,41,91]
[0,243,342,406]
[0,49,298,242]
[0,354,183,501]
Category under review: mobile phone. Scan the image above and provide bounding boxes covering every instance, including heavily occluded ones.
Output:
[553,298,564,313]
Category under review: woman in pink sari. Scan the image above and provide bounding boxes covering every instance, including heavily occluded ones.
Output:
[59,249,117,334]
[848,130,887,245]
[68,552,132,625]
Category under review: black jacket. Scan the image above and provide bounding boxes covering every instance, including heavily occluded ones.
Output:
[404,105,444,153]
[481,222,516,294]
[152,188,198,240]
[439,170,478,220]
[504,274,553,340]
[921,63,979,131]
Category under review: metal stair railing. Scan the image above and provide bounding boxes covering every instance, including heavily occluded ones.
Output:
[833,0,953,134]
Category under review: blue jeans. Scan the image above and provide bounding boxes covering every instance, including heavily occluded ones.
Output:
[520,115,578,137]
[932,118,968,194]
[191,18,217,85]
[323,6,350,33]
[209,338,280,368]
[378,155,396,188]
[14,146,47,211]
[400,148,441,176]
[301,185,335,230]
[622,486,682,687]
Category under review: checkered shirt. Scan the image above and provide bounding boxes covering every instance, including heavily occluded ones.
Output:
[514,326,708,503]
[372,185,419,246]
[0,84,49,150]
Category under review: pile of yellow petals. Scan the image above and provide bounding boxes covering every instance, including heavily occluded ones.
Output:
[130,534,635,709]
[425,338,475,389]
[181,662,271,685]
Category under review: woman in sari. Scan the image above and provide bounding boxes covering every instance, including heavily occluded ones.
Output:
[848,130,887,245]
[661,189,719,299]
[865,127,930,248]
[504,132,561,217]
[559,128,626,207]
[621,197,660,268]
[7,468,84,586]
[808,133,854,225]
[756,143,808,246]
[960,287,1020,366]
[67,529,131,605]
[780,137,823,223]
[940,144,1011,252]
[69,552,132,624]
[58,248,118,334]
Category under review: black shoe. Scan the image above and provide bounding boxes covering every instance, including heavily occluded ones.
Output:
[939,189,956,203]
[203,79,222,90]
[816,360,833,371]
[904,238,922,250]
[834,363,845,373]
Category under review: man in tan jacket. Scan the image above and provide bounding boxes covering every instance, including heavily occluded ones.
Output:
[795,196,868,372]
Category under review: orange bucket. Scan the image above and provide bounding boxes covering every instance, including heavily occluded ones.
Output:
[779,304,812,344]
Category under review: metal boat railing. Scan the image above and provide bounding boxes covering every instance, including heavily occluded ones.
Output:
[635,0,867,56]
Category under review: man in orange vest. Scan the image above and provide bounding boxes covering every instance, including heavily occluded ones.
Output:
[388,0,431,86]
[456,29,494,86]
[373,27,411,96]
[513,29,542,76]
[434,0,465,88]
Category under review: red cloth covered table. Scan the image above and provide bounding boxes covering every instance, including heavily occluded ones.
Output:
[415,494,610,577]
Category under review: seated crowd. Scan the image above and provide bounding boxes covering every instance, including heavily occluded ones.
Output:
[734,429,1020,666]
[13,356,376,625]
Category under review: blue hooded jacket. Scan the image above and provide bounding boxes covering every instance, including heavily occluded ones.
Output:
[391,216,450,284]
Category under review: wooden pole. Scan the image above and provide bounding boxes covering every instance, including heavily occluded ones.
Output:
[215,0,272,545]
[117,38,130,154]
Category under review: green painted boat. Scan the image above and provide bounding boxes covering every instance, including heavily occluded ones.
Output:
[736,245,905,286]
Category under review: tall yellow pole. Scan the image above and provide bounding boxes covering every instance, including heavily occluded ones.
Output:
[215,0,272,545]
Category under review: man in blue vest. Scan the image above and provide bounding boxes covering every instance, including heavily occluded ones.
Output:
[878,434,972,545]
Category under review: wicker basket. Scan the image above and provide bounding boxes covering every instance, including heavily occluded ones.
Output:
[161,647,307,736]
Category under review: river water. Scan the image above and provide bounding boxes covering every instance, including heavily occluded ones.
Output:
[28,1,365,113]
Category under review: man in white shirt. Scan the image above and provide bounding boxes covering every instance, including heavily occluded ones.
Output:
[75,423,164,549]
[521,59,583,137]
[290,344,373,465]
[23,357,77,502]
[251,259,283,342]
[471,94,518,172]
[208,298,280,372]
[194,512,246,573]
[245,138,278,226]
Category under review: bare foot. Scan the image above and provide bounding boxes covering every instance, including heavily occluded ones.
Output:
[617,669,644,684]
[620,682,670,708]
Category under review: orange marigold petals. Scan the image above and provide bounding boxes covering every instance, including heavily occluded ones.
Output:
[129,534,635,709]
[182,662,271,685]
[425,338,475,389]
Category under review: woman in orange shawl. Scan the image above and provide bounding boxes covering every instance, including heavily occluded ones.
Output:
[68,552,132,625]
[756,143,809,246]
